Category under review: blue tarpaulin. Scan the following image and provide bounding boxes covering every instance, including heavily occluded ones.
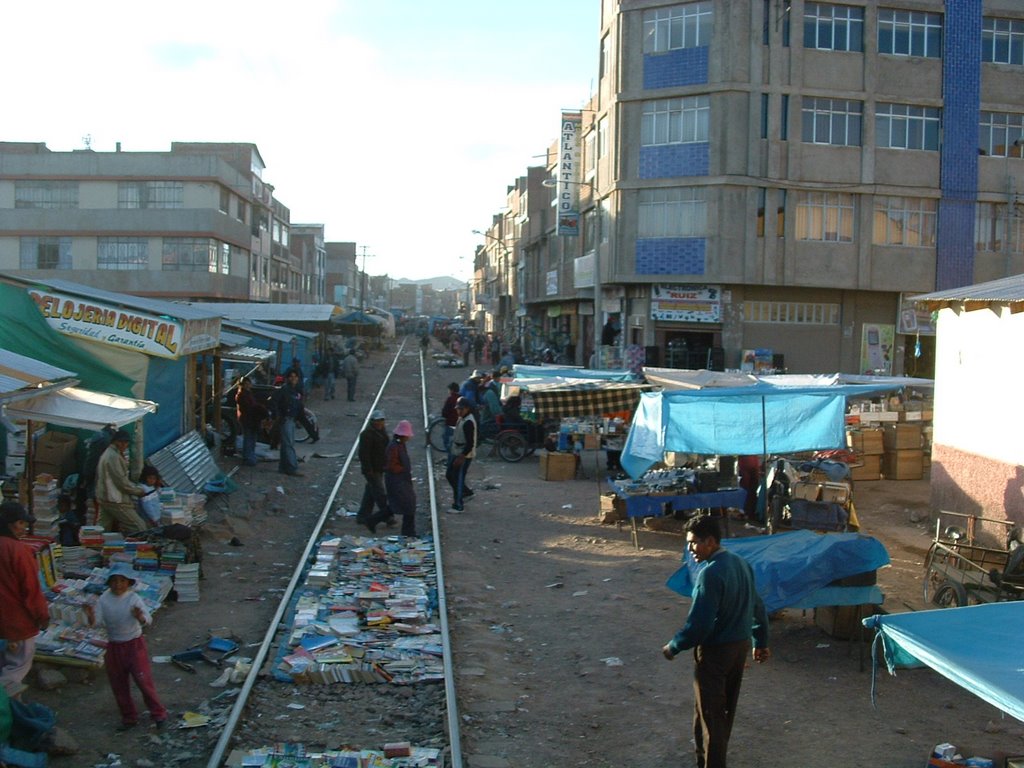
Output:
[667,530,891,614]
[620,382,906,479]
[864,603,1024,722]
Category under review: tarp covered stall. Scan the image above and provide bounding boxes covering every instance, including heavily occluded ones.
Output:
[620,381,908,479]
[526,380,652,420]
[667,530,891,613]
[864,603,1024,723]
[644,368,935,391]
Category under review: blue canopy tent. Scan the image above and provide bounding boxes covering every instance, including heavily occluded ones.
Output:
[620,381,909,480]
[864,603,1024,722]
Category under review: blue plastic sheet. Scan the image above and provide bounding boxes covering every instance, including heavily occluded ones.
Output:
[863,603,1024,722]
[666,530,891,614]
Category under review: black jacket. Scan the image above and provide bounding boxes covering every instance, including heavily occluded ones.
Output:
[358,425,389,474]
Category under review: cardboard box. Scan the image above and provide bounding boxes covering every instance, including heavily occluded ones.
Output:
[820,482,851,504]
[849,454,881,481]
[847,428,884,455]
[34,431,78,481]
[882,423,922,451]
[583,433,600,451]
[598,493,627,524]
[882,449,924,480]
[539,451,576,481]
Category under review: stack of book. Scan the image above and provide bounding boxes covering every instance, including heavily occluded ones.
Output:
[173,562,200,602]
[32,476,61,539]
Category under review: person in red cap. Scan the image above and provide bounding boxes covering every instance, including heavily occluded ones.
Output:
[385,420,417,537]
[0,501,50,698]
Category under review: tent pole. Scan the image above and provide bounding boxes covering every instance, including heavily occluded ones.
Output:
[759,397,768,525]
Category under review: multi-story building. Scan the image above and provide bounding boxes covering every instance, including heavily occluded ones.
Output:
[325,241,359,310]
[290,224,327,304]
[508,0,1024,374]
[0,141,301,303]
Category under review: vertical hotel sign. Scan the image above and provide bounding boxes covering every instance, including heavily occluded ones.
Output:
[557,110,582,236]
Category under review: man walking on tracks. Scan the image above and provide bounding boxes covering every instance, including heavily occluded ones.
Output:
[662,515,770,768]
[446,397,477,512]
[274,369,304,477]
[341,348,359,402]
[357,410,392,533]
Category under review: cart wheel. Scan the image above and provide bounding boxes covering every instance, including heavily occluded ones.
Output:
[932,580,967,608]
[497,432,528,463]
[922,565,942,604]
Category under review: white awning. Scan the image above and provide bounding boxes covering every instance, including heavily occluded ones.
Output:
[3,387,158,430]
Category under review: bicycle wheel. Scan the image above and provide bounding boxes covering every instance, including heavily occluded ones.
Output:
[497,432,528,463]
[427,418,448,453]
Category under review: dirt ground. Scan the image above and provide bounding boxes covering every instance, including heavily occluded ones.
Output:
[23,341,1024,767]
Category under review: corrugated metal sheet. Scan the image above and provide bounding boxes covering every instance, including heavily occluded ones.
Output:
[186,302,339,322]
[0,350,77,399]
[219,346,276,364]
[147,431,221,494]
[222,320,297,344]
[914,273,1024,307]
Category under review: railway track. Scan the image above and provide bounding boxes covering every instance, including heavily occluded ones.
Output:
[202,338,463,767]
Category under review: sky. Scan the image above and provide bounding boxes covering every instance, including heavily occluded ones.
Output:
[4,0,599,282]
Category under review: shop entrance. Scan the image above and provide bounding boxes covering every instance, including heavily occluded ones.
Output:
[662,330,718,370]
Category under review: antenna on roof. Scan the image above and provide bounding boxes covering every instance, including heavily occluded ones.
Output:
[81,134,92,149]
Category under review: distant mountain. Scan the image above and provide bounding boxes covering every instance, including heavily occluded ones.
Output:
[393,275,466,291]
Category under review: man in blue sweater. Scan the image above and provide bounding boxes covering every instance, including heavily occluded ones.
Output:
[662,515,770,768]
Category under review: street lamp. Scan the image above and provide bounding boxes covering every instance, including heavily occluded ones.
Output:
[542,177,604,369]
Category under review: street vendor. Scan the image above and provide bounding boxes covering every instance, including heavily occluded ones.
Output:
[96,429,149,534]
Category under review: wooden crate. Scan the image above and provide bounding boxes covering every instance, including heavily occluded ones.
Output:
[882,423,922,451]
[539,451,577,481]
[882,449,924,480]
[849,454,881,481]
[847,427,884,455]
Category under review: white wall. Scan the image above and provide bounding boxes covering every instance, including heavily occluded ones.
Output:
[932,304,1024,465]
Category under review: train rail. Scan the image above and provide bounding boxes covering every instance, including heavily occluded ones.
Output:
[204,338,462,767]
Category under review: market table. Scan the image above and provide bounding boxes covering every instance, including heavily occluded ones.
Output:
[607,480,746,549]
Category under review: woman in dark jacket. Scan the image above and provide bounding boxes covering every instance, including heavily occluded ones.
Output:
[384,421,417,537]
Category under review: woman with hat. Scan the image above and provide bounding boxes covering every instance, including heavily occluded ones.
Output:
[84,564,168,730]
[0,502,50,698]
[384,420,417,537]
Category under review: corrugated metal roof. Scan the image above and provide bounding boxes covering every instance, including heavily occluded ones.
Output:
[913,273,1024,308]
[218,330,251,347]
[252,320,317,339]
[147,431,221,494]
[186,302,339,322]
[3,275,221,320]
[0,350,77,400]
[222,320,297,344]
[219,346,276,364]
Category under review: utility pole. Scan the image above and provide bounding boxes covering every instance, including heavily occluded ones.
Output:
[358,245,372,313]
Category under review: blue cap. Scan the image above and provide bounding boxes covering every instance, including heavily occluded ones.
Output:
[106,563,138,585]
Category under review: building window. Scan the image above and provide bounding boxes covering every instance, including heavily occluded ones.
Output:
[795,191,854,241]
[598,116,608,159]
[877,9,942,57]
[97,237,149,270]
[219,187,230,214]
[236,198,247,223]
[162,237,221,273]
[780,94,789,140]
[638,187,707,237]
[803,3,863,52]
[760,94,769,139]
[876,103,941,150]
[743,301,840,324]
[641,95,710,146]
[975,202,1024,254]
[801,97,862,146]
[19,237,72,269]
[980,112,1024,157]
[872,197,937,246]
[118,181,184,209]
[643,2,713,53]
[982,17,1024,66]
[777,189,787,236]
[14,181,78,209]
[584,131,596,177]
[757,188,767,237]
[600,34,609,79]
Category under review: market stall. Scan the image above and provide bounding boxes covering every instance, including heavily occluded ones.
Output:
[864,602,1024,722]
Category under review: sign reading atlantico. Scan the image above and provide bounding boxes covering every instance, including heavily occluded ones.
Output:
[557,110,582,236]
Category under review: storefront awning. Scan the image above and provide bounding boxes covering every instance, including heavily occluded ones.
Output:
[4,387,158,430]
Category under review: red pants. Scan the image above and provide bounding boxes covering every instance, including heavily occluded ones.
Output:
[104,635,167,725]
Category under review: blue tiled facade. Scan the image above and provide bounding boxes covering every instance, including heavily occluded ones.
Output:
[937,0,982,290]
[636,238,706,275]
[639,143,709,178]
[643,47,709,89]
